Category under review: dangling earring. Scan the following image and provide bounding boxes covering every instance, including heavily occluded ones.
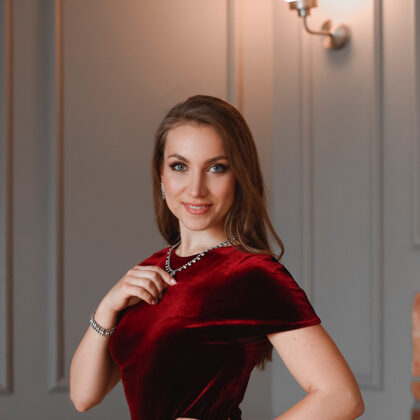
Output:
[160,182,166,201]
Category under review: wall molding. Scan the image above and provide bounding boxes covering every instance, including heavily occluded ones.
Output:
[47,0,66,392]
[227,0,243,112]
[0,0,14,396]
[414,0,420,247]
[365,0,384,390]
[301,0,384,390]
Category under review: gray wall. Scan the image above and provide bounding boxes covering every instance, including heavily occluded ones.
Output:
[0,0,418,418]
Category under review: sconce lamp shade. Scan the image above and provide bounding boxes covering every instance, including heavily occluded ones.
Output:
[285,0,318,16]
[284,0,317,4]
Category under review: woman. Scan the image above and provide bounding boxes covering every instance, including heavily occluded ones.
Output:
[70,95,365,419]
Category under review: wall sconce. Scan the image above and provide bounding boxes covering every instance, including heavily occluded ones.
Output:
[285,0,350,50]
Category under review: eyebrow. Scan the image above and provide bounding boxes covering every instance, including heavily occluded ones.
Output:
[167,153,228,164]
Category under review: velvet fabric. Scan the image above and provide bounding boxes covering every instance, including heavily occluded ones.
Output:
[108,245,321,420]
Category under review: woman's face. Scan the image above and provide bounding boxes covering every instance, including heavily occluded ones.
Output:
[160,123,236,235]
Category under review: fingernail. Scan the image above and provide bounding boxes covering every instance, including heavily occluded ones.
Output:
[152,299,157,304]
[170,278,177,285]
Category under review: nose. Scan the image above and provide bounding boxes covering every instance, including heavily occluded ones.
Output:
[188,171,208,197]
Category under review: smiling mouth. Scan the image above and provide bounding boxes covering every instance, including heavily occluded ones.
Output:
[183,202,212,208]
[183,203,212,214]
[186,204,209,209]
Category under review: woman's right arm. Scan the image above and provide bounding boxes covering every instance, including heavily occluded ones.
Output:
[69,264,176,412]
[69,299,120,412]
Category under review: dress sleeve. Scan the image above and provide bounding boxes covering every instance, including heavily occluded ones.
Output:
[223,255,322,340]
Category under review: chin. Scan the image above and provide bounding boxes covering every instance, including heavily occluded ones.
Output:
[179,215,218,229]
[181,221,213,231]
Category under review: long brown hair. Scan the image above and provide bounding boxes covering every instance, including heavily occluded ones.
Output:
[151,94,285,370]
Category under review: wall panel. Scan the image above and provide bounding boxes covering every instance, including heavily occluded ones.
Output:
[414,0,420,247]
[273,0,383,396]
[0,0,14,396]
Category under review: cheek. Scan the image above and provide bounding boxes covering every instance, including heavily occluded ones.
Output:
[216,177,235,200]
[163,174,183,192]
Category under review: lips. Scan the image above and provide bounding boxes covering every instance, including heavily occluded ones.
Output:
[183,202,212,214]
[183,202,212,207]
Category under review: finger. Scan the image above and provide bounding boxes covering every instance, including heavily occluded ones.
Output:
[133,265,176,286]
[125,273,162,299]
[132,265,177,286]
[123,283,156,306]
[127,268,174,299]
[129,267,166,289]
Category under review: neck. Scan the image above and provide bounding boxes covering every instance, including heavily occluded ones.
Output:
[176,221,231,257]
[174,237,231,257]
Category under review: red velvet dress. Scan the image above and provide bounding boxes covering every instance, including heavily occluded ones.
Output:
[108,245,321,420]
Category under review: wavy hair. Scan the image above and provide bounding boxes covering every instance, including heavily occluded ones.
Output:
[151,94,285,370]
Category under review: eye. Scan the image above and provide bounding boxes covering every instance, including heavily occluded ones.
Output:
[209,164,227,173]
[169,162,228,173]
[169,162,186,171]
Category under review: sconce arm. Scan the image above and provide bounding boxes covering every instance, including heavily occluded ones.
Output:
[302,16,331,38]
[287,1,350,50]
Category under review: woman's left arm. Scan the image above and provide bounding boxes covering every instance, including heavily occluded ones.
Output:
[267,324,365,420]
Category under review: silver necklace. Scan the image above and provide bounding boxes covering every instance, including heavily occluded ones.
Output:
[165,236,236,278]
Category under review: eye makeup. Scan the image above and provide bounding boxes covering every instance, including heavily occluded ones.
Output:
[169,161,228,173]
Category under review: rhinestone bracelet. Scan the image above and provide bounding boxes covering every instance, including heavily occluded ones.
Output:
[89,310,116,337]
